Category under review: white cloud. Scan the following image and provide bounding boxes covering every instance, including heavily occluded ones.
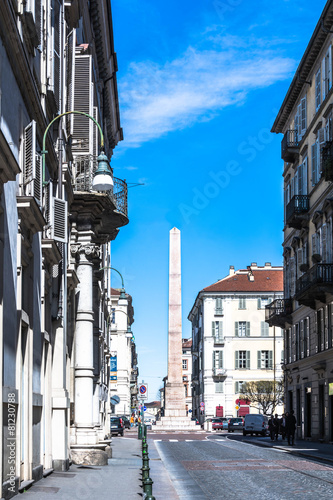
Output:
[118,39,295,148]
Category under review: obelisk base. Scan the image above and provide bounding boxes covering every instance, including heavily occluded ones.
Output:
[155,415,198,430]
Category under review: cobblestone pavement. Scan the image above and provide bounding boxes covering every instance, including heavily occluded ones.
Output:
[153,435,333,500]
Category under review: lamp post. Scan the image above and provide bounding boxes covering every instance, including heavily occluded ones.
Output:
[41,110,113,191]
[99,266,128,306]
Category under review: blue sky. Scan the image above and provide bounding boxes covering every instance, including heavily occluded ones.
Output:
[110,0,327,401]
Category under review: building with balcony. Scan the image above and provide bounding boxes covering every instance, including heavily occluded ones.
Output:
[272,0,333,442]
[0,1,127,497]
[109,288,139,418]
[188,264,283,424]
[182,338,193,415]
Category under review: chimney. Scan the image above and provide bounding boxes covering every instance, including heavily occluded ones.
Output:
[251,262,257,268]
[265,262,271,268]
[229,265,235,276]
[248,269,254,281]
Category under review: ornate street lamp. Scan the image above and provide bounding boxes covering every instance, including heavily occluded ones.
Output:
[99,266,128,306]
[42,110,113,191]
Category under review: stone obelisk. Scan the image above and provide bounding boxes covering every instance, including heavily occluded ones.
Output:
[156,228,197,429]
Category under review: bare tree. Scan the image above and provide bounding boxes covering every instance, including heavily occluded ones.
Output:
[239,380,284,415]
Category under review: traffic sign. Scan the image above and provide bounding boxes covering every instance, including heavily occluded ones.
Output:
[235,405,240,410]
[143,406,147,412]
[139,383,148,400]
[200,402,205,407]
[110,395,120,405]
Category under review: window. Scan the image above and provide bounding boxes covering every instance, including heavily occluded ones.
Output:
[257,297,272,309]
[213,351,224,374]
[297,158,308,195]
[257,350,273,369]
[235,350,250,369]
[295,96,307,140]
[215,297,223,315]
[235,321,250,337]
[323,46,332,99]
[215,381,224,393]
[311,128,325,186]
[317,308,325,353]
[235,381,244,393]
[182,359,188,370]
[111,308,115,324]
[260,321,269,337]
[239,297,246,309]
[304,317,310,358]
[328,303,333,349]
[295,323,300,360]
[212,321,223,342]
[184,383,188,397]
[182,376,187,382]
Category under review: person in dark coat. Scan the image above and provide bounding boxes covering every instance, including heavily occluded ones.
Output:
[268,415,275,441]
[285,410,297,445]
[280,413,286,440]
[273,414,280,440]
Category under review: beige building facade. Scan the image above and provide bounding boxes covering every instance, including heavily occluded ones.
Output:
[188,264,284,423]
[271,0,333,442]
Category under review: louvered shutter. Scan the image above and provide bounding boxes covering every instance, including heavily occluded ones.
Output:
[328,45,332,92]
[295,110,299,136]
[322,224,327,262]
[93,106,99,157]
[311,143,317,185]
[235,351,239,369]
[52,198,68,243]
[268,351,273,369]
[24,121,42,206]
[213,351,216,370]
[66,30,76,136]
[246,322,250,337]
[297,104,301,137]
[318,129,326,176]
[257,351,261,369]
[235,322,239,337]
[235,382,239,393]
[212,321,215,338]
[219,351,223,368]
[218,321,223,341]
[35,0,42,48]
[297,248,303,276]
[52,0,61,112]
[316,69,321,110]
[290,257,295,296]
[257,298,261,309]
[246,351,250,369]
[302,158,308,194]
[73,54,93,154]
[300,98,306,136]
[34,152,42,206]
[312,233,317,255]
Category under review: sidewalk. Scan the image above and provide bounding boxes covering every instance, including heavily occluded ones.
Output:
[242,434,333,464]
[20,430,178,500]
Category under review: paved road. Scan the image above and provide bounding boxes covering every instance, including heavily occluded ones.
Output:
[149,432,333,500]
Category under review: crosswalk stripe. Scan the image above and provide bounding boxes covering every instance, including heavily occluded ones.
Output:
[169,439,178,442]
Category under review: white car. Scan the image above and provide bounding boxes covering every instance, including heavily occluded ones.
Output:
[243,414,269,436]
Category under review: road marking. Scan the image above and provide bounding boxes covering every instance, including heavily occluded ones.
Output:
[154,439,162,442]
[185,440,193,442]
[169,439,178,442]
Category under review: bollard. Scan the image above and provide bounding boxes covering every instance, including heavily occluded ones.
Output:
[141,453,150,482]
[138,423,142,440]
[143,477,155,500]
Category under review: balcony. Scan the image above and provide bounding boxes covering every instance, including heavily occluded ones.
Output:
[286,195,310,229]
[321,141,333,182]
[212,367,226,378]
[265,299,292,328]
[71,155,129,240]
[281,130,299,162]
[214,336,224,345]
[295,263,333,308]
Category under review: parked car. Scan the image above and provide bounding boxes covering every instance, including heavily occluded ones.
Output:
[222,419,229,430]
[111,416,124,436]
[228,417,244,432]
[212,417,228,430]
[120,416,131,429]
[243,414,269,437]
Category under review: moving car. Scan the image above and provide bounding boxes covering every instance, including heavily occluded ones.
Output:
[228,417,244,432]
[111,416,124,436]
[212,417,228,430]
[243,414,269,437]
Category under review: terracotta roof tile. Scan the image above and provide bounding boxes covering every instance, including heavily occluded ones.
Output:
[202,267,283,293]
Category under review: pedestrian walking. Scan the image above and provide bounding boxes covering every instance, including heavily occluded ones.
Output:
[286,410,297,445]
[280,413,286,440]
[268,415,275,441]
[273,414,280,441]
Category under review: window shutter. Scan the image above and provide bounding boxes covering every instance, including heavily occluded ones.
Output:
[257,297,261,309]
[297,248,303,276]
[312,233,317,255]
[322,224,327,262]
[291,176,295,198]
[66,30,76,136]
[323,56,327,100]
[311,143,317,186]
[290,257,295,296]
[316,69,321,110]
[260,321,264,336]
[329,45,332,92]
[212,321,215,337]
[246,351,250,369]
[73,54,93,154]
[246,322,250,337]
[300,98,306,136]
[257,351,261,369]
[219,351,223,368]
[24,121,42,206]
[302,157,308,194]
[295,110,299,136]
[297,103,301,137]
[93,105,99,157]
[216,297,223,314]
[35,0,43,48]
[268,351,273,369]
[52,0,61,112]
[235,351,239,369]
[218,321,223,341]
[52,198,68,243]
[213,351,216,369]
[235,322,239,337]
[235,381,239,393]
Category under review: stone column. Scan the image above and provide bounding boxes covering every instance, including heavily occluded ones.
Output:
[70,234,107,465]
[165,228,187,418]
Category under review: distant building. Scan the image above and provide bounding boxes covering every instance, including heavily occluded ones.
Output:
[188,264,284,423]
[110,288,138,417]
[182,338,193,415]
[271,0,333,442]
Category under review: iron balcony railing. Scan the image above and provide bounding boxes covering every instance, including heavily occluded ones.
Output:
[213,367,226,377]
[322,141,333,182]
[281,129,299,162]
[286,195,309,225]
[265,299,292,323]
[296,263,333,295]
[72,155,128,217]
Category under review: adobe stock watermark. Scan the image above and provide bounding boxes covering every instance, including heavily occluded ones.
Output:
[213,0,243,22]
[178,120,276,224]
